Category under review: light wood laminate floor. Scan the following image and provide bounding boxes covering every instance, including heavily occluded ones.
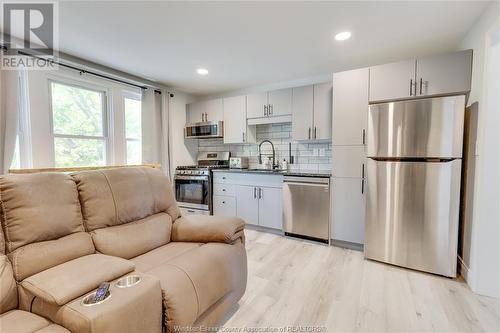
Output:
[224,229,500,332]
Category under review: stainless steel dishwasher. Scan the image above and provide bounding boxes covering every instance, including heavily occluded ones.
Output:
[283,176,330,244]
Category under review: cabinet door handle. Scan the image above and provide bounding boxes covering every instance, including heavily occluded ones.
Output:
[361,179,365,194]
[205,112,208,121]
[419,78,423,95]
[314,127,317,139]
[264,104,268,116]
[254,187,257,199]
[242,132,245,142]
[201,113,204,122]
[222,201,226,204]
[362,129,366,145]
[362,163,365,178]
[308,127,311,140]
[409,79,413,96]
[258,187,262,199]
[269,104,273,115]
[222,188,226,192]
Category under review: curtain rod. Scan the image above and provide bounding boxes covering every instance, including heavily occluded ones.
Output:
[1,44,162,93]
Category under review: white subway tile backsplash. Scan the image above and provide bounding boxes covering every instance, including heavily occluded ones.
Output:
[194,122,331,170]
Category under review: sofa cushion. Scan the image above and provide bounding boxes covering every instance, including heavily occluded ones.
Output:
[8,232,95,281]
[172,215,245,244]
[72,167,181,232]
[0,255,17,313]
[21,254,135,306]
[0,173,84,252]
[131,242,202,272]
[91,213,173,259]
[144,242,246,328]
[35,324,71,333]
[0,310,51,333]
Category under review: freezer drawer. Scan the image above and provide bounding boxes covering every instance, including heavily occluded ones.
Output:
[367,95,465,158]
[365,159,462,277]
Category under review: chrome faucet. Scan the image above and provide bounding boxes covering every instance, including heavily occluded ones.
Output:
[258,140,276,169]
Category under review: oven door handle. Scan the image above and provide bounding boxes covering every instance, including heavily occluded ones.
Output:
[174,175,209,181]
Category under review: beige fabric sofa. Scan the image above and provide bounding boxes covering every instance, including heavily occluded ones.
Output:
[0,167,247,333]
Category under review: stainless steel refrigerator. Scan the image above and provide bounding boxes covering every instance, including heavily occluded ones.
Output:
[365,95,465,277]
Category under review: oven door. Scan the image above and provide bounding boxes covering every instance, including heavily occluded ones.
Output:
[174,175,210,210]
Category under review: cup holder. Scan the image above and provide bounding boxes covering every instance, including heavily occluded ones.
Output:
[81,291,111,307]
[116,275,142,288]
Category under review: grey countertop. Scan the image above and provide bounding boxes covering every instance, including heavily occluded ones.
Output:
[212,168,331,178]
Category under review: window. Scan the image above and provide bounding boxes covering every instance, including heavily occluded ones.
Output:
[10,136,20,169]
[124,95,142,165]
[50,81,107,167]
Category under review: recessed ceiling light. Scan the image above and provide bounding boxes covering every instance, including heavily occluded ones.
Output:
[197,68,209,75]
[335,31,351,41]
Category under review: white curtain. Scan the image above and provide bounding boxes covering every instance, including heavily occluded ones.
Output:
[0,69,20,174]
[141,88,171,177]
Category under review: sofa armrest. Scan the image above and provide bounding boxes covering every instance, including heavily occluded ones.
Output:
[21,254,134,306]
[171,215,245,244]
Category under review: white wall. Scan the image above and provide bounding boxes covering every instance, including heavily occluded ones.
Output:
[458,1,500,298]
[168,90,197,177]
[198,73,332,100]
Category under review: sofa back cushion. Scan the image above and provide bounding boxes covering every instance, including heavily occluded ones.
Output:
[0,255,17,313]
[7,232,95,281]
[0,173,85,253]
[91,213,172,259]
[73,167,180,258]
[73,167,180,231]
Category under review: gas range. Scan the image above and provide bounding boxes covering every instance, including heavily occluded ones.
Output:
[174,152,230,216]
[175,165,229,176]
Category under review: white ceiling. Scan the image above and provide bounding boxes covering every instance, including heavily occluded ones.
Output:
[52,1,490,94]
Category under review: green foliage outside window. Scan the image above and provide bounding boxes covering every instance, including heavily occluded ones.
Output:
[51,82,106,167]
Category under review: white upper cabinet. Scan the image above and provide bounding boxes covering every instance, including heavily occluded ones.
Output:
[186,101,205,123]
[204,98,223,121]
[369,50,472,103]
[332,68,369,146]
[223,95,255,144]
[186,98,223,123]
[369,59,416,103]
[313,81,333,140]
[247,92,268,119]
[292,82,332,141]
[268,88,292,117]
[416,49,472,97]
[292,85,314,140]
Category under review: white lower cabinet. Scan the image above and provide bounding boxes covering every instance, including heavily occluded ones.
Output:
[213,195,236,217]
[213,173,283,230]
[331,177,366,244]
[257,187,283,229]
[235,185,259,226]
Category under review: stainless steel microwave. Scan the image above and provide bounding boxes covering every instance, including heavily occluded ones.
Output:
[184,121,224,139]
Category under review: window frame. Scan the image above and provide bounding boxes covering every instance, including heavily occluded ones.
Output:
[122,90,142,165]
[48,78,111,167]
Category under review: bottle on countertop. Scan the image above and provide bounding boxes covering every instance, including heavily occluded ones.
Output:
[281,159,288,171]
